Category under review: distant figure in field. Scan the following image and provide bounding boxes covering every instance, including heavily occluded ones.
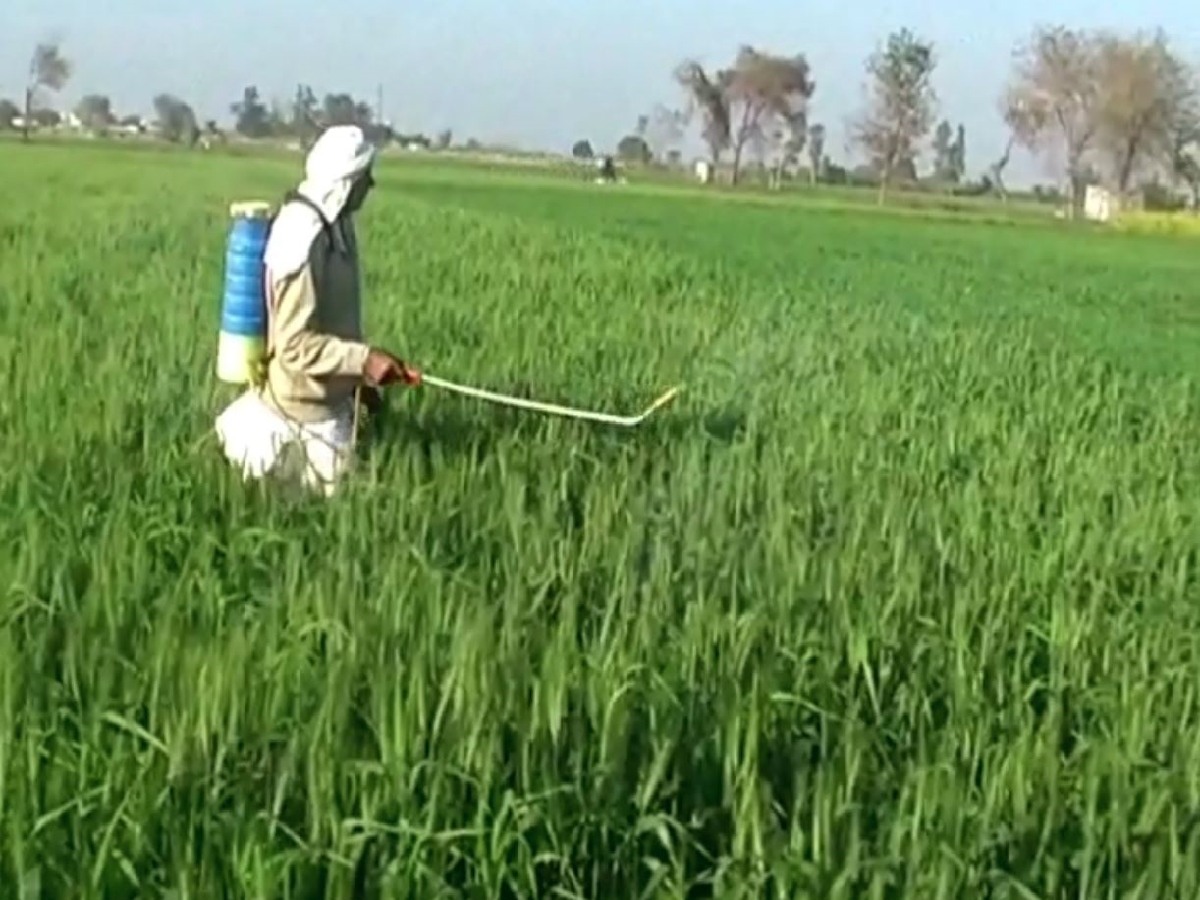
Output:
[596,155,618,182]
[214,125,420,497]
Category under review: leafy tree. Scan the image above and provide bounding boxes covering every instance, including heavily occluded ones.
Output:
[823,158,849,184]
[24,40,71,141]
[290,85,319,148]
[931,119,953,181]
[30,108,61,128]
[322,93,372,127]
[616,134,651,163]
[764,113,806,188]
[265,98,290,136]
[231,85,271,138]
[434,128,453,150]
[931,120,966,184]
[0,98,20,129]
[363,123,394,145]
[571,139,594,159]
[153,94,200,145]
[851,28,938,204]
[807,122,826,182]
[75,95,114,133]
[643,104,688,163]
[951,124,966,181]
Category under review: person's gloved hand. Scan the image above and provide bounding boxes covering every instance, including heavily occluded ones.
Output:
[364,348,422,387]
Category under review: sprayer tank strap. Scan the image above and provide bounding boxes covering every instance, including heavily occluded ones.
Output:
[280,191,333,237]
[263,192,339,358]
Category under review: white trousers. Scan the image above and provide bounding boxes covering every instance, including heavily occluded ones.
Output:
[214,390,355,498]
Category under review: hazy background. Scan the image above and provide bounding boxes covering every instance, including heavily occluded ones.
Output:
[4,0,1194,186]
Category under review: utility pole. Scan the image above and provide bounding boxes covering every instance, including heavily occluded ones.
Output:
[376,83,384,125]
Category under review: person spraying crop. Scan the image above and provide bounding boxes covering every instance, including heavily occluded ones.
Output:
[214,124,420,497]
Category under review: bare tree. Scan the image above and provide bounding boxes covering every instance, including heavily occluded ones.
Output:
[723,46,815,183]
[851,28,938,204]
[1166,65,1200,209]
[989,135,1016,201]
[675,47,814,184]
[24,40,72,142]
[1176,139,1200,210]
[1003,26,1104,217]
[807,123,826,183]
[1092,30,1194,194]
[674,60,732,171]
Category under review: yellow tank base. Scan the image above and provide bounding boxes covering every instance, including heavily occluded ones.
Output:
[216,332,267,387]
[229,201,274,220]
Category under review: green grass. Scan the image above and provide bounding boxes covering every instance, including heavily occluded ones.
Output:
[3,140,1200,899]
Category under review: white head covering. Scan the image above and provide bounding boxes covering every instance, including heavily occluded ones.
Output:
[263,125,376,279]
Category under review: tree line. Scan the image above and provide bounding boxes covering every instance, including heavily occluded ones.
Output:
[9,25,1200,213]
[573,41,969,200]
[225,84,449,149]
[584,25,1197,211]
[4,41,444,148]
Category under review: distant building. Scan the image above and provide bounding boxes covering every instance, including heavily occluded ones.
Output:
[11,110,64,130]
[113,118,147,136]
[1084,185,1121,223]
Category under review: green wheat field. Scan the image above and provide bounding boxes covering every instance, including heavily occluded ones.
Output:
[3,141,1200,899]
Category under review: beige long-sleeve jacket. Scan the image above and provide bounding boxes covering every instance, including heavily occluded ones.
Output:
[261,220,371,424]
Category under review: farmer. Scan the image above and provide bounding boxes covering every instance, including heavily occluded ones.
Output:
[214,124,420,497]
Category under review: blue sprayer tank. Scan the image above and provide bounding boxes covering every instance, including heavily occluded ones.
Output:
[216,201,274,385]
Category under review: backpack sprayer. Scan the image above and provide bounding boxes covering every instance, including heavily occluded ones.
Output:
[217,201,273,387]
[216,200,680,427]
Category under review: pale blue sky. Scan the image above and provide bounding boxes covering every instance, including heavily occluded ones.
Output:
[4,1,1194,185]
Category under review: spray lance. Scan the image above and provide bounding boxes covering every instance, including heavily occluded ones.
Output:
[216,201,681,427]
